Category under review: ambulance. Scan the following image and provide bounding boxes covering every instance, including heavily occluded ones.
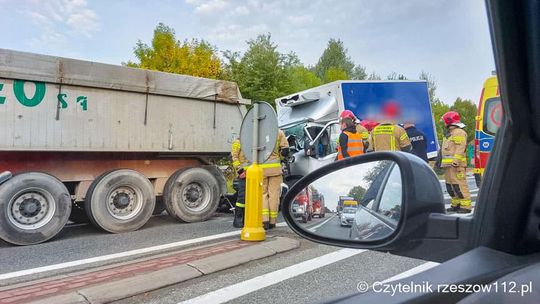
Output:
[474,74,502,187]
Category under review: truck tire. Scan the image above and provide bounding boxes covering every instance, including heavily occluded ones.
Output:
[163,168,220,222]
[0,172,71,245]
[85,169,155,233]
[69,202,90,224]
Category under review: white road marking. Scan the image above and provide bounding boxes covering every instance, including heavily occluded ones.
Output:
[308,215,336,232]
[179,248,366,304]
[0,230,242,281]
[382,261,440,283]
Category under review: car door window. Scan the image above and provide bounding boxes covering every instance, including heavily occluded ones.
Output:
[375,165,402,223]
[328,123,341,155]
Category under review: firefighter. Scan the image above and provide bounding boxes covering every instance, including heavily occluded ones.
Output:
[337,116,364,160]
[368,102,412,152]
[355,118,370,152]
[262,129,289,230]
[440,111,471,214]
[335,110,368,155]
[231,138,250,228]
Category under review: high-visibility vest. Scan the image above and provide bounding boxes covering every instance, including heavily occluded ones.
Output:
[337,131,364,160]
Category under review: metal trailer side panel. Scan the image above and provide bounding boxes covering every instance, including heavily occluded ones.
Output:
[0,48,248,104]
[0,79,243,152]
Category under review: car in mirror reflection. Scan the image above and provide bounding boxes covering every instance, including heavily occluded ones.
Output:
[339,207,356,226]
[349,162,401,240]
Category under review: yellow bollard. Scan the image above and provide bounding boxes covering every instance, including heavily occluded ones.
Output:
[241,163,266,241]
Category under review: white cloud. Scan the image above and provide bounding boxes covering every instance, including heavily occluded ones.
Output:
[23,0,100,42]
[192,0,228,15]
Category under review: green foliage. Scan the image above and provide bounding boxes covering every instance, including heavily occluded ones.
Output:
[223,34,294,107]
[315,39,355,80]
[348,185,367,202]
[351,65,368,80]
[289,66,322,92]
[324,67,349,83]
[450,97,477,139]
[126,23,222,79]
[431,100,450,143]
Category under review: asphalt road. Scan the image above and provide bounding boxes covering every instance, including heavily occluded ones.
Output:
[113,227,427,304]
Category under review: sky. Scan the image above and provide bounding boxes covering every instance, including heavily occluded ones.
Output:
[0,0,495,104]
[309,161,377,211]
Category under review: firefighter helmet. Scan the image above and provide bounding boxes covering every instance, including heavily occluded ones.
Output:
[441,111,461,126]
[339,110,357,121]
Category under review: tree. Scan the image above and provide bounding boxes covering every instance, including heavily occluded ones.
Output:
[431,99,450,143]
[324,67,349,83]
[351,65,368,80]
[419,71,439,104]
[450,97,477,139]
[387,72,408,80]
[365,160,392,185]
[125,23,222,79]
[223,33,293,108]
[348,185,367,203]
[289,66,322,92]
[315,39,355,81]
[367,72,382,80]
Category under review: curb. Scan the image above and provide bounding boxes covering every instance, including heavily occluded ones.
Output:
[6,237,299,304]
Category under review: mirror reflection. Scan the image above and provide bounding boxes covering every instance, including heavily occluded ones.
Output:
[289,160,402,241]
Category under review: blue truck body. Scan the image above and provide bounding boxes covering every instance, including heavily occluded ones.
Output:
[339,81,438,157]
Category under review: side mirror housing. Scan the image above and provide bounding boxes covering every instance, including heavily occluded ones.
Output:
[282,152,471,262]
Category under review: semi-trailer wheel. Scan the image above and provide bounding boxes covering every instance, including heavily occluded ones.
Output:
[85,169,155,233]
[0,172,71,245]
[163,168,220,222]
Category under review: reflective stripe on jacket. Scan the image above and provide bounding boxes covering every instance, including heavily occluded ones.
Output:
[371,124,411,152]
[441,127,468,167]
[337,131,364,160]
[231,139,250,170]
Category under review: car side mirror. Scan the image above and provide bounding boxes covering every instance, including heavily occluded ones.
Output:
[304,143,316,157]
[282,151,447,253]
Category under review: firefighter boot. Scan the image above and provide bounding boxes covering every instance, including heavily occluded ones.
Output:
[446,205,460,213]
[457,206,472,214]
[263,221,270,230]
[233,206,245,228]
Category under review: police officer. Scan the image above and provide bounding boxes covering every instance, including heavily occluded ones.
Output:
[440,111,471,214]
[403,123,428,162]
[368,102,412,152]
[262,129,289,229]
[231,138,250,228]
[337,116,364,160]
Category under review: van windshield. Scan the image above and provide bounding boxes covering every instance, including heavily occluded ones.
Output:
[483,97,502,135]
[283,123,307,149]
